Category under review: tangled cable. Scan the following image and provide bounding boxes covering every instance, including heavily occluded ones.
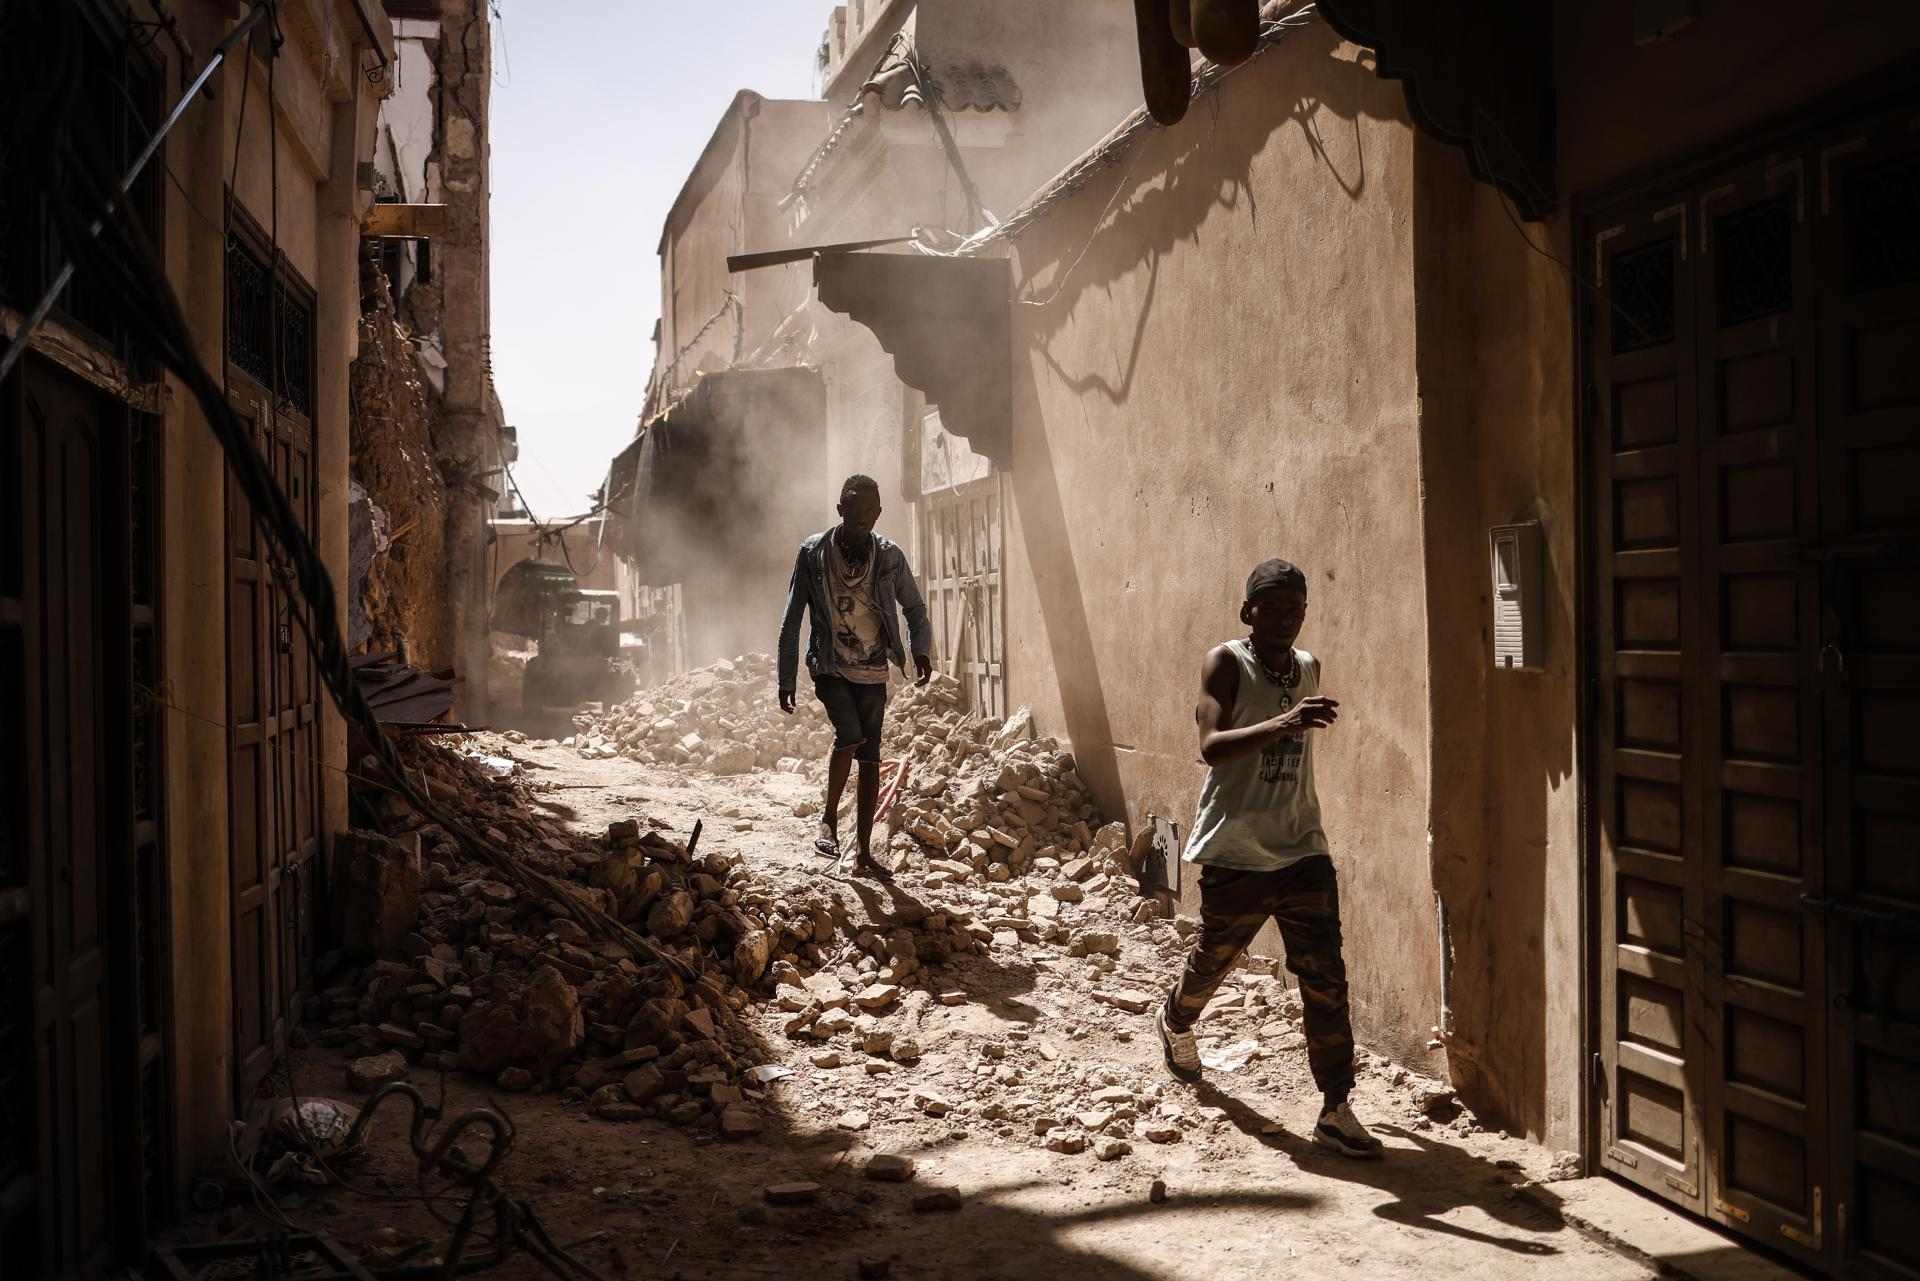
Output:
[0,3,695,985]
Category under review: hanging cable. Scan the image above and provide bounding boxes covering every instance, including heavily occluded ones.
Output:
[0,0,276,386]
[0,4,695,986]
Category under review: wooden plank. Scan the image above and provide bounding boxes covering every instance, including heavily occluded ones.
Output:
[360,203,448,239]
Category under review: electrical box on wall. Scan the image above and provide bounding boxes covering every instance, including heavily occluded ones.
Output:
[1489,522,1544,671]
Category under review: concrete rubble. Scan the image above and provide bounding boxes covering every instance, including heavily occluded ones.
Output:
[572,654,832,771]
[318,734,992,1138]
[315,703,1499,1191]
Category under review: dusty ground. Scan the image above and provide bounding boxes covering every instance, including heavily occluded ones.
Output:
[240,733,1649,1281]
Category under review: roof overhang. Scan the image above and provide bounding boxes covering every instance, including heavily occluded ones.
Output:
[1316,0,1555,220]
[814,251,1012,465]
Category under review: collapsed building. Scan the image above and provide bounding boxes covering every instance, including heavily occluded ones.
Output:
[354,0,515,720]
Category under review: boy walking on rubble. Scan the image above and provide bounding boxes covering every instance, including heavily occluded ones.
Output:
[777,474,932,880]
[1155,558,1383,1159]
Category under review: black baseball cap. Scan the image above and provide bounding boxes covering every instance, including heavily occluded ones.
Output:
[1245,558,1307,601]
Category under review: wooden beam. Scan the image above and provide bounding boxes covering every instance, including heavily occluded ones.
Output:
[361,203,448,239]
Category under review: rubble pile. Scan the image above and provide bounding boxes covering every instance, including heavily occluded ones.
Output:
[573,654,831,773]
[879,673,1129,885]
[578,658,1127,883]
[315,736,993,1133]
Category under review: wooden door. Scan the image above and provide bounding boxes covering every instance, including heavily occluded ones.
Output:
[0,337,34,1264]
[226,385,321,1106]
[225,224,322,1107]
[1590,195,1710,1216]
[1693,157,1829,1261]
[1589,97,1920,1276]
[227,389,276,1103]
[1815,115,1920,1281]
[12,359,115,1278]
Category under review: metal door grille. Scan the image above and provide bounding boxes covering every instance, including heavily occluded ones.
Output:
[1585,99,1920,1279]
[0,10,158,362]
[919,475,1005,719]
[225,229,315,420]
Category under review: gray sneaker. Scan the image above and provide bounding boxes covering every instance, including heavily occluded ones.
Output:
[1155,1005,1202,1083]
[1313,1100,1384,1158]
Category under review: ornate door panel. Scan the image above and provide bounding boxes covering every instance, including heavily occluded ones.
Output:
[1588,97,1920,1277]
[12,360,114,1278]
[1590,196,1710,1216]
[1815,114,1920,1281]
[225,222,321,1107]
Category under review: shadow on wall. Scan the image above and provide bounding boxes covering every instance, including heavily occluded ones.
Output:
[1001,22,1396,813]
[1412,142,1577,1140]
[1019,21,1386,382]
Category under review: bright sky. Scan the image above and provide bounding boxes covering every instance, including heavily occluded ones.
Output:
[488,1,830,522]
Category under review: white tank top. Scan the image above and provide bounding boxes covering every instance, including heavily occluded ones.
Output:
[1183,640,1330,870]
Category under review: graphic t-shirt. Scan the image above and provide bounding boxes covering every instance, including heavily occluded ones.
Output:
[825,532,890,685]
[1183,640,1330,870]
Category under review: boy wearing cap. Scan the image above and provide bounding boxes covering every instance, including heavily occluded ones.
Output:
[1154,559,1383,1158]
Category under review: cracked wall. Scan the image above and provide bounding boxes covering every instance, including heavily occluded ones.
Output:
[350,250,451,666]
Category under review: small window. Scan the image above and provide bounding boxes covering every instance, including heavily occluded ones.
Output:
[225,228,316,418]
[1715,195,1794,326]
[1609,239,1677,354]
[1844,153,1920,295]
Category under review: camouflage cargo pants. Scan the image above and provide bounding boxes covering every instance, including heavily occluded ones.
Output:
[1164,854,1355,1098]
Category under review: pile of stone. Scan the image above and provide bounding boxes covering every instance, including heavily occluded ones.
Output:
[880,674,1133,885]
[573,653,831,773]
[316,736,988,1134]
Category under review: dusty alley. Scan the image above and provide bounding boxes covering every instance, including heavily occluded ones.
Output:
[261,708,1643,1281]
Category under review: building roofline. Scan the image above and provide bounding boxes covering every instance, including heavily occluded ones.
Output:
[657,89,764,257]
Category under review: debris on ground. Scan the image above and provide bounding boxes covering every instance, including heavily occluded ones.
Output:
[573,654,831,771]
[318,732,997,1138]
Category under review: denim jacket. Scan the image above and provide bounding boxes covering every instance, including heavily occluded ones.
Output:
[778,529,931,692]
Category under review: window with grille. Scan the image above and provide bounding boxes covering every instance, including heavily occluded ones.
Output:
[0,9,160,362]
[225,226,315,418]
[1609,238,1677,353]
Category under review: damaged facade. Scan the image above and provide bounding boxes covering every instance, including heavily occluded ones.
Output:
[610,0,1143,694]
[358,0,512,718]
[614,1,1920,1275]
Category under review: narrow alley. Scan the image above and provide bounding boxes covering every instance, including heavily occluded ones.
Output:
[285,659,1639,1281]
[1,2,1915,1280]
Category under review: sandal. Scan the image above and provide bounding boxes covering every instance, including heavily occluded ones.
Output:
[852,856,894,882]
[814,822,840,858]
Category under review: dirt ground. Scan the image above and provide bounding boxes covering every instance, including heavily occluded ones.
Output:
[244,733,1650,1281]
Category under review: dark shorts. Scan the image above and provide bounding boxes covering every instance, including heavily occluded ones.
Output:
[813,674,887,762]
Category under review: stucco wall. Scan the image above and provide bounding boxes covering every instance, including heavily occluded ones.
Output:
[228,67,323,285]
[997,27,1442,1067]
[657,95,831,394]
[1411,135,1582,1147]
[154,0,385,1194]
[160,20,241,1191]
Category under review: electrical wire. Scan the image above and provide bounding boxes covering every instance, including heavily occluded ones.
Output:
[4,0,691,981]
[1015,143,1143,309]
